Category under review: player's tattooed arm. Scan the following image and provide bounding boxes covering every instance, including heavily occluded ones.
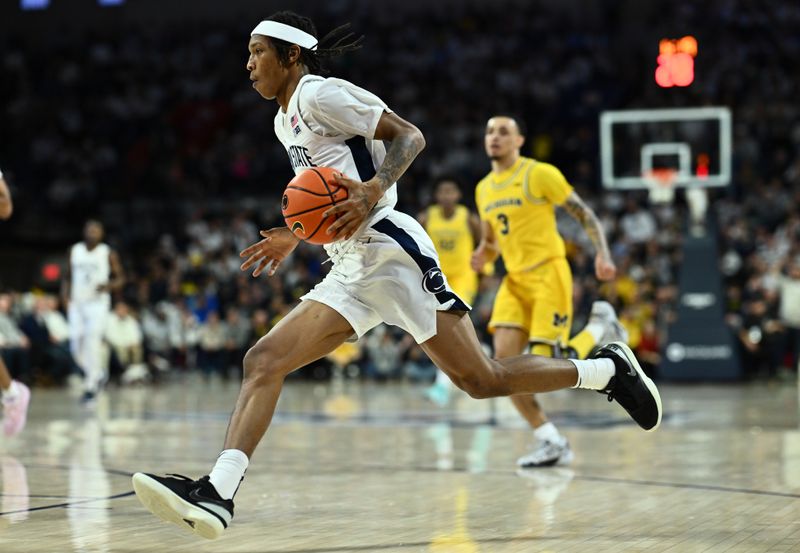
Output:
[563,192,617,280]
[370,130,426,199]
[563,192,608,255]
[325,112,425,239]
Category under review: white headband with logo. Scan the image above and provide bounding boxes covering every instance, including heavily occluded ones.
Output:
[251,21,318,51]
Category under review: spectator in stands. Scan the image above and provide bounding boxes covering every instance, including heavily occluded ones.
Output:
[403,343,436,382]
[363,327,411,381]
[197,311,228,379]
[620,198,658,245]
[0,294,32,385]
[224,308,251,378]
[1,0,798,383]
[18,295,75,386]
[105,301,147,384]
[776,258,800,371]
[141,302,173,372]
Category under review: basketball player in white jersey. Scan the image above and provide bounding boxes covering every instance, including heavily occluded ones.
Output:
[0,168,31,436]
[132,11,662,539]
[61,220,125,404]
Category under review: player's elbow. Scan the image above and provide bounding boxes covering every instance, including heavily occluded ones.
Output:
[0,201,12,220]
[413,128,426,153]
[402,125,425,154]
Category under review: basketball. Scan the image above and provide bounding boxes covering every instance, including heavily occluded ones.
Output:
[281,167,349,245]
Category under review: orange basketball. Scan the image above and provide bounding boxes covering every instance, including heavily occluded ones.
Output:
[282,167,349,245]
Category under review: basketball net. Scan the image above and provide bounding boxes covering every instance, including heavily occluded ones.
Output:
[643,168,677,205]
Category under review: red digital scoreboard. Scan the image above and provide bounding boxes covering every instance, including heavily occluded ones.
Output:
[655,36,697,88]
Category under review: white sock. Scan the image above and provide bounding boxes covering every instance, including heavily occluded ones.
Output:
[533,421,563,444]
[1,381,19,402]
[570,358,615,390]
[435,370,452,389]
[208,449,249,500]
[584,322,606,342]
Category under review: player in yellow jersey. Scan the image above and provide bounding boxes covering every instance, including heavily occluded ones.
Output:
[472,116,627,468]
[420,178,482,304]
[419,177,482,406]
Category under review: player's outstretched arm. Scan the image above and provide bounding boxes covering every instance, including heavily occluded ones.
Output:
[0,173,13,220]
[240,227,301,277]
[562,191,616,281]
[324,112,425,240]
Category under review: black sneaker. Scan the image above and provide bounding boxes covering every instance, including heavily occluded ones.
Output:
[592,342,662,431]
[132,473,233,539]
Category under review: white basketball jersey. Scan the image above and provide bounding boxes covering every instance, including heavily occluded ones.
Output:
[274,75,398,255]
[70,242,111,304]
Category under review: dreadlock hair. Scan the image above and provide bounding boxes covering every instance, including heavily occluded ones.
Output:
[264,11,364,74]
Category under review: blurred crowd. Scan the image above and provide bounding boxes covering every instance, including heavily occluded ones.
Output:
[0,0,799,386]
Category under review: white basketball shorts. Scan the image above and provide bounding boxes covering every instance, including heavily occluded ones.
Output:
[301,210,470,343]
[68,299,111,340]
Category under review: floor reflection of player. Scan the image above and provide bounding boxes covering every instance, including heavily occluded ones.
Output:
[429,486,479,553]
[426,423,493,473]
[0,455,29,525]
[0,169,31,437]
[68,417,111,553]
[516,466,575,531]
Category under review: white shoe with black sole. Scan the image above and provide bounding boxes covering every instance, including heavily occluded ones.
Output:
[517,439,574,468]
[132,473,233,540]
[589,301,629,344]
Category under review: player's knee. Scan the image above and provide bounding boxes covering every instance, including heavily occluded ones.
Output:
[453,366,509,399]
[242,342,285,383]
[461,380,494,399]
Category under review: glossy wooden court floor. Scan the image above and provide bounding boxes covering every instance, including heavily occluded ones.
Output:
[2,375,800,552]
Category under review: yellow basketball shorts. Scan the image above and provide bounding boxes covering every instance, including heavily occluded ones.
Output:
[488,258,573,345]
[445,270,478,305]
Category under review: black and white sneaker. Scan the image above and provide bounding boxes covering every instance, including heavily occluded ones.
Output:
[592,342,662,431]
[517,439,574,468]
[588,301,629,344]
[132,473,233,540]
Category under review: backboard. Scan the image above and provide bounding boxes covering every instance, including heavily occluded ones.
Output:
[599,107,732,190]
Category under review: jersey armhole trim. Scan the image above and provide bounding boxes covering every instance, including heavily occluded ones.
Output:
[522,160,540,204]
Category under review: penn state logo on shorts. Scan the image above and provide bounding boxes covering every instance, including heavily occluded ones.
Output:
[422,267,447,294]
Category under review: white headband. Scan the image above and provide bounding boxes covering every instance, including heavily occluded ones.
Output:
[251,21,318,51]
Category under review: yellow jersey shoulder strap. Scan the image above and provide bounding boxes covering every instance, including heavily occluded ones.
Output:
[521,159,548,205]
[424,205,440,230]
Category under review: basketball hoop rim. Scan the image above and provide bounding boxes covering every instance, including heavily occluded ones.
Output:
[642,168,679,189]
